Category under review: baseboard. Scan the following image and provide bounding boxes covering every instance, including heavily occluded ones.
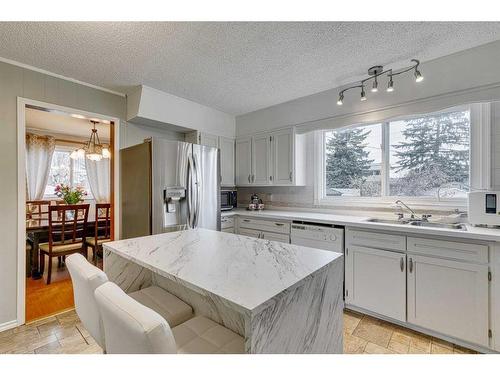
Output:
[0,319,19,333]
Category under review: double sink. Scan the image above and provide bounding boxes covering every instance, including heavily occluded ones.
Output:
[366,218,467,231]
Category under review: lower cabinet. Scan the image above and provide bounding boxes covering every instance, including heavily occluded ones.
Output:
[407,254,489,347]
[236,217,291,243]
[345,245,407,322]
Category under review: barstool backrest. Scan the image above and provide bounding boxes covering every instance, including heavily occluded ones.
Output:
[66,253,108,348]
[94,282,177,354]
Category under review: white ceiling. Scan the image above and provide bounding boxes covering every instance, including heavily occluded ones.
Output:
[26,108,110,142]
[2,22,500,115]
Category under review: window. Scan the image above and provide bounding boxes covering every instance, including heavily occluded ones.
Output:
[44,147,93,198]
[320,107,474,205]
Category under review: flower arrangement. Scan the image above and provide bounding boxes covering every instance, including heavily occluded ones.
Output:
[54,184,87,204]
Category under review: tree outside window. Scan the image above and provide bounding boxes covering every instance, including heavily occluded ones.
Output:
[324,110,470,200]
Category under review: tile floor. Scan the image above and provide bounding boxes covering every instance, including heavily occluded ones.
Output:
[343,309,477,354]
[0,308,477,354]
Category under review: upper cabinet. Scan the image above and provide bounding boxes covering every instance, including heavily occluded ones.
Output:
[186,131,235,187]
[252,134,272,185]
[236,137,252,186]
[235,127,305,186]
[219,136,235,187]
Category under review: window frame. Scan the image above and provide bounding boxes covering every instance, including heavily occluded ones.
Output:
[44,145,94,200]
[314,104,490,210]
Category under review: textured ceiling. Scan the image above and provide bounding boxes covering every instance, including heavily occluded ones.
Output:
[26,108,110,141]
[1,22,500,115]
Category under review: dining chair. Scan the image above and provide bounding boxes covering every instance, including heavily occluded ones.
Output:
[39,204,90,284]
[26,200,51,220]
[85,203,111,265]
[66,254,195,352]
[95,282,244,354]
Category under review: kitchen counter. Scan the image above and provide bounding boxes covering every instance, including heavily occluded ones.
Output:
[103,228,344,353]
[223,208,500,242]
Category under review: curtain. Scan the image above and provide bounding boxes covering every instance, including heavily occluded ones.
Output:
[85,158,110,203]
[25,133,55,201]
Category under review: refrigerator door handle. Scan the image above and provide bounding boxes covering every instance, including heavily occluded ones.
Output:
[192,154,201,228]
[187,155,194,228]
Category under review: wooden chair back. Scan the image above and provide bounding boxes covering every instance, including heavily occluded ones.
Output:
[26,200,51,220]
[47,204,90,253]
[94,203,112,242]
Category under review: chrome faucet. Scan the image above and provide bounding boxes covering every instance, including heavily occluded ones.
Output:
[395,200,418,219]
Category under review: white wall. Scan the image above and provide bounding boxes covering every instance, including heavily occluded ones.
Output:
[127,85,236,138]
[236,40,500,136]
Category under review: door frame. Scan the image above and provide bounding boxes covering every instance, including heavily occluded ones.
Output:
[17,97,121,326]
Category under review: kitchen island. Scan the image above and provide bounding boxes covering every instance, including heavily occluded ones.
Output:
[103,228,344,354]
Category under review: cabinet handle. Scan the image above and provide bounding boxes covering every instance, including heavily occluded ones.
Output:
[270,175,273,181]
[242,219,250,222]
[275,223,284,226]
[252,174,255,183]
[261,232,265,239]
[289,171,293,182]
[400,257,404,272]
[409,258,413,273]
[248,174,251,183]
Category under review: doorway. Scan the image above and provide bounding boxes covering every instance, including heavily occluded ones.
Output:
[17,98,120,324]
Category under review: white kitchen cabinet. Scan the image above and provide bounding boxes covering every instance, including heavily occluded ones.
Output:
[407,254,489,346]
[235,126,305,187]
[200,132,219,148]
[272,128,294,185]
[238,228,261,238]
[236,137,252,186]
[252,134,271,185]
[345,245,407,322]
[260,231,290,243]
[219,136,235,186]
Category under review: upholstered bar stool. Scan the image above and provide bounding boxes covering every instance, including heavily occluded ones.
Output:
[66,254,194,350]
[95,282,245,354]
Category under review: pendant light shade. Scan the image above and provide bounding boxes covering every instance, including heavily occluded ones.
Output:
[71,120,110,161]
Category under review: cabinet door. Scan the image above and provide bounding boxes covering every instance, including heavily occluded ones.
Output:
[252,134,271,185]
[199,132,219,148]
[260,231,290,244]
[345,245,406,322]
[219,136,235,187]
[237,228,261,238]
[222,227,235,234]
[272,128,294,185]
[407,255,489,346]
[235,137,252,186]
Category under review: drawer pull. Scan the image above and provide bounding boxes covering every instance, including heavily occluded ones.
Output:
[275,223,285,226]
[409,258,413,273]
[400,257,404,272]
[242,219,250,222]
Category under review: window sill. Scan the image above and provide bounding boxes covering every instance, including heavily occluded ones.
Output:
[316,197,467,212]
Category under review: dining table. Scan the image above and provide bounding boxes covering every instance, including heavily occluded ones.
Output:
[26,218,96,279]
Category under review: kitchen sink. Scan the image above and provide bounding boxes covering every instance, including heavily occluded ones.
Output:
[365,218,410,225]
[408,221,467,231]
[365,218,468,231]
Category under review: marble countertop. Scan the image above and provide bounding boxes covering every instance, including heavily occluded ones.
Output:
[223,208,500,242]
[104,228,343,314]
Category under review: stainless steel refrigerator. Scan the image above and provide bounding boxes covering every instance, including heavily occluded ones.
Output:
[120,138,220,239]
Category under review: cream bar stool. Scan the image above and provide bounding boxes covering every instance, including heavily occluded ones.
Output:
[66,254,194,350]
[95,282,245,354]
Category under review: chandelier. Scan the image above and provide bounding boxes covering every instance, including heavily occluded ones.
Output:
[70,120,111,161]
[337,59,423,105]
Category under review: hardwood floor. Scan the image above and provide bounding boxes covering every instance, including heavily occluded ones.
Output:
[26,255,102,322]
[0,308,478,354]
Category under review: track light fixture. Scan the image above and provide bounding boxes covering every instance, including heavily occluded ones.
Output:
[336,59,423,105]
[337,93,344,106]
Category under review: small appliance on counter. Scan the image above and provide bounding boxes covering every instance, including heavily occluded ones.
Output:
[247,193,265,211]
[221,189,237,211]
[468,191,500,227]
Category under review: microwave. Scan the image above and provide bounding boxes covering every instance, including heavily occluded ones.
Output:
[221,190,237,211]
[468,191,500,226]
